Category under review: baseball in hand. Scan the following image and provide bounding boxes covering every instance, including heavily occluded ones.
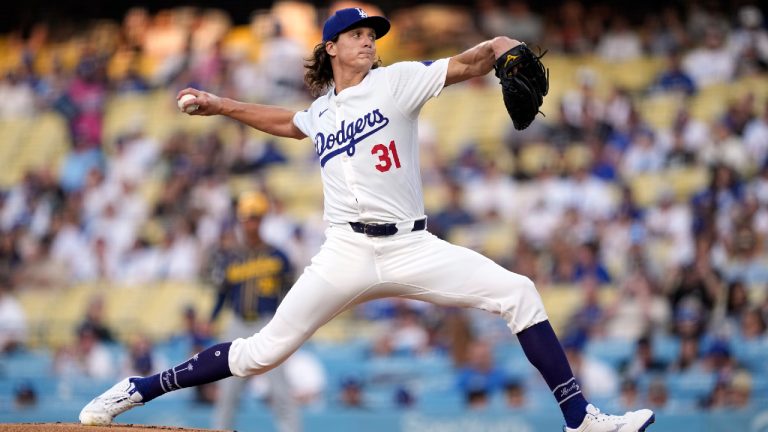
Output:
[178,94,199,114]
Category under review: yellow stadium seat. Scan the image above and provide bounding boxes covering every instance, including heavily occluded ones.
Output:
[539,285,618,334]
[0,120,27,187]
[131,282,213,340]
[628,172,667,208]
[21,112,71,169]
[517,142,558,176]
[639,92,686,131]
[666,166,709,201]
[603,57,665,92]
[102,93,155,147]
[262,164,323,217]
[222,25,260,61]
[689,82,731,123]
[18,283,102,347]
[563,144,592,171]
[422,183,448,214]
[481,222,518,262]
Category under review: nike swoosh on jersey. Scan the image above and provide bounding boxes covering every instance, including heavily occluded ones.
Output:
[319,108,329,117]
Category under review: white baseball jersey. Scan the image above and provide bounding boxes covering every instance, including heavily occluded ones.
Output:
[293,58,450,223]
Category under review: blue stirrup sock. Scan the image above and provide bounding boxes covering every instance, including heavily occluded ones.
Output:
[517,321,588,428]
[132,342,233,402]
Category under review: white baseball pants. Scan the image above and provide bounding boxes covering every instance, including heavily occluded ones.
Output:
[228,225,548,377]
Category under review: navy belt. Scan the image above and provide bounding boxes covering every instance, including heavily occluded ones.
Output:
[349,218,427,237]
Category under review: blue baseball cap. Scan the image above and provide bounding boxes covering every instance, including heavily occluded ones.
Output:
[322,7,390,43]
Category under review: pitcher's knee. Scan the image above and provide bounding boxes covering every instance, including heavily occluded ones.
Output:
[228,335,297,377]
[518,275,537,295]
[502,275,547,333]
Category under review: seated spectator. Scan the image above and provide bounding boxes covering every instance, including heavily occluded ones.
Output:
[562,332,619,399]
[671,108,711,154]
[730,5,768,77]
[739,307,767,341]
[59,138,105,194]
[667,261,717,335]
[701,339,736,377]
[699,378,729,410]
[255,21,307,103]
[338,376,367,409]
[283,349,327,407]
[668,336,703,374]
[121,334,167,377]
[621,130,665,178]
[465,386,490,411]
[683,27,736,87]
[13,382,37,409]
[573,241,612,285]
[728,370,754,410]
[664,130,697,169]
[645,377,669,411]
[77,295,115,343]
[621,334,668,379]
[744,101,768,168]
[171,305,215,353]
[113,62,150,93]
[699,370,753,411]
[671,304,707,340]
[650,50,696,95]
[394,385,416,409]
[596,16,642,62]
[14,234,68,290]
[502,378,528,409]
[616,378,641,411]
[567,277,606,339]
[700,122,750,177]
[719,216,768,286]
[462,159,518,221]
[477,0,542,44]
[371,303,430,357]
[605,270,670,341]
[723,280,749,329]
[53,326,114,380]
[0,277,27,354]
[456,340,507,403]
[428,182,475,240]
[0,70,36,119]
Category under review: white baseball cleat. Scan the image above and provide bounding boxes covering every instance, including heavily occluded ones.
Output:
[79,377,144,425]
[564,404,655,432]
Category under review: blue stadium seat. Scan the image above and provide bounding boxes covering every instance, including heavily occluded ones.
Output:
[652,334,680,365]
[0,349,54,379]
[732,338,768,374]
[584,338,634,369]
[666,371,716,402]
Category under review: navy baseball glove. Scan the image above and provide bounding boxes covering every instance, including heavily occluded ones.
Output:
[494,44,549,130]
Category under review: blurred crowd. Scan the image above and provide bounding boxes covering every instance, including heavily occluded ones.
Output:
[1,0,768,418]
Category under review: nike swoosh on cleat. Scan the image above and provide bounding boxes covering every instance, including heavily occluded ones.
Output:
[610,423,627,432]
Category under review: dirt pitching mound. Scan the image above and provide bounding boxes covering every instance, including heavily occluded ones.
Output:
[0,424,223,432]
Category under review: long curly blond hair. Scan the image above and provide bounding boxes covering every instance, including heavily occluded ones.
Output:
[304,37,382,97]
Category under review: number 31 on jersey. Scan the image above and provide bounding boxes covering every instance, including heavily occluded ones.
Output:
[371,140,401,172]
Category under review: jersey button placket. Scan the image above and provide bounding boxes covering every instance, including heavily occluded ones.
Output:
[336,99,364,217]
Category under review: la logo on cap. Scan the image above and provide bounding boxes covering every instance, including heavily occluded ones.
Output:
[356,8,368,18]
